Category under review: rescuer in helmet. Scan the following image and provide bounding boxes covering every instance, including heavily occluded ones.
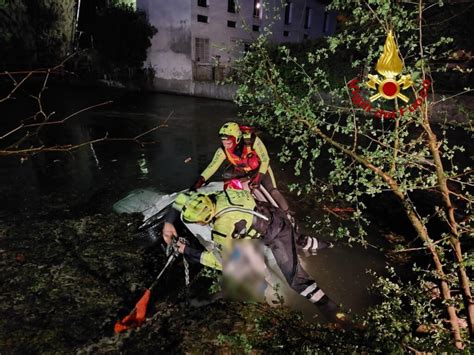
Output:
[162,190,348,325]
[191,122,288,206]
[190,122,330,252]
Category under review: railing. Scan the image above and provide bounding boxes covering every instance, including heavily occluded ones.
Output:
[192,62,235,82]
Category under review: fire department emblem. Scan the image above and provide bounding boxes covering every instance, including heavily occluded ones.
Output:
[366,30,413,103]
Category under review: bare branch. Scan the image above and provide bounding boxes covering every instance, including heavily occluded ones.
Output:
[0,53,76,104]
[0,72,33,103]
[0,116,170,156]
[22,101,114,128]
[0,124,25,140]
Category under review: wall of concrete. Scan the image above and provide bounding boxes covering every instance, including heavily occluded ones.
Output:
[266,0,337,43]
[147,80,237,101]
[193,82,238,100]
[137,0,193,94]
[138,0,337,99]
[190,0,337,64]
[125,0,338,65]
[191,0,255,65]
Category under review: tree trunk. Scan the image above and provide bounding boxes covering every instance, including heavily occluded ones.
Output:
[421,111,474,337]
[304,122,465,349]
[417,0,473,338]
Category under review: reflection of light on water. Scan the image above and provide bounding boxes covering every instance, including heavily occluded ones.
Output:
[138,154,149,178]
[90,143,101,169]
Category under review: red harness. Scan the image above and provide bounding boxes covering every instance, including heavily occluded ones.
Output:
[222,127,260,172]
[224,144,260,172]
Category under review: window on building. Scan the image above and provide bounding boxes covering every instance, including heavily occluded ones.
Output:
[323,10,329,32]
[197,0,208,7]
[303,34,309,39]
[304,7,312,29]
[252,25,260,32]
[228,0,236,13]
[284,1,292,25]
[197,15,208,23]
[227,20,236,28]
[283,31,289,37]
[195,38,210,62]
[253,0,261,18]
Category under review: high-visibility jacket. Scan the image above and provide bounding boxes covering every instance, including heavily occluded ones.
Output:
[201,134,270,181]
[171,189,264,270]
[168,191,343,322]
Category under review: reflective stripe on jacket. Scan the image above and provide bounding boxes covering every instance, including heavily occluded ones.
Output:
[173,189,261,269]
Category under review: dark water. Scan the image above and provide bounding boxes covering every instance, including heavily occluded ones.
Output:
[0,85,386,317]
[1,86,236,214]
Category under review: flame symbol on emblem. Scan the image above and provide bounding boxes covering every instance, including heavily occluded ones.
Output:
[376,31,403,78]
[366,31,412,103]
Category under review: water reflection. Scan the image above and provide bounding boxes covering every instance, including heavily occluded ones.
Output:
[0,88,235,216]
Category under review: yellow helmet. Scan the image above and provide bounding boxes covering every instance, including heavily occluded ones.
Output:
[182,193,216,224]
[219,122,242,143]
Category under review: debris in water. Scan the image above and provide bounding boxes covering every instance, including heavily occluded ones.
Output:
[90,143,101,170]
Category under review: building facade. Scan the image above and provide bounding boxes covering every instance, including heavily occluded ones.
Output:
[137,0,336,98]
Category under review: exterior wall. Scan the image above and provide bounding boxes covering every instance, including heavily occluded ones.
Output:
[267,0,337,43]
[191,0,257,66]
[193,82,238,100]
[139,0,337,99]
[137,0,193,94]
[190,0,337,63]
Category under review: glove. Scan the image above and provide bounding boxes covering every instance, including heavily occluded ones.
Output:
[249,173,262,189]
[190,176,206,191]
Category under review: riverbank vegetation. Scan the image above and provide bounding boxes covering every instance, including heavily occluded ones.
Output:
[233,0,473,350]
[0,0,75,70]
[74,0,157,86]
[0,0,156,86]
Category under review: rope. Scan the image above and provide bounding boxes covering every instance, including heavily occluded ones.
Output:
[214,206,269,221]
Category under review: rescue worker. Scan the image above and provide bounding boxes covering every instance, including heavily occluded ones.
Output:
[190,122,327,252]
[162,189,348,324]
[191,122,285,206]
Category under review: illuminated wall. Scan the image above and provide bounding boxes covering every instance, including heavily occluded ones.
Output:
[137,0,336,96]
